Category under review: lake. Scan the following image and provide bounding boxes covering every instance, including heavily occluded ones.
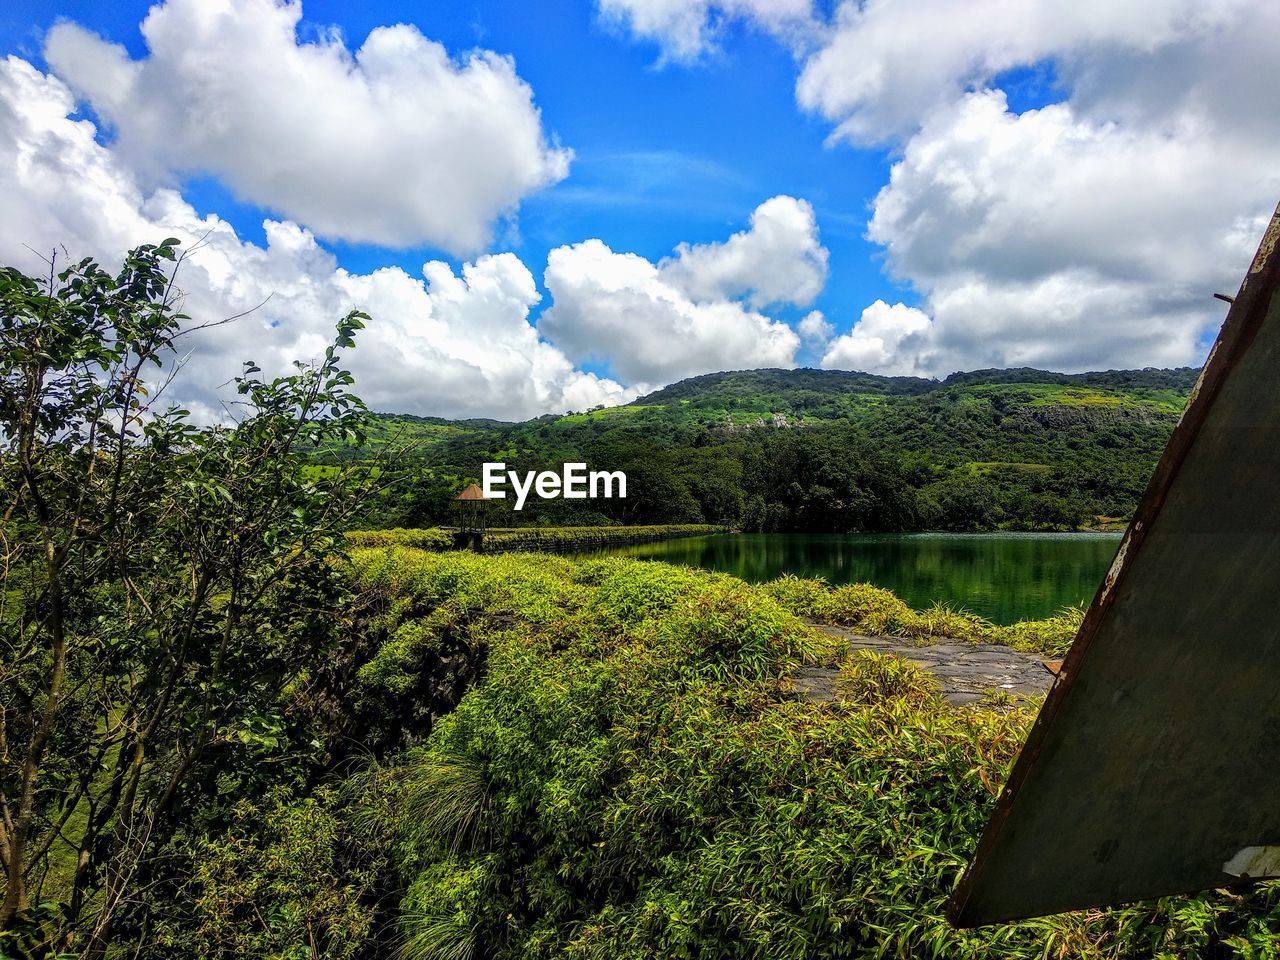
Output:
[583,532,1123,624]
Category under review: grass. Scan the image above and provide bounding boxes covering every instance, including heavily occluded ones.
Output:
[966,461,1053,476]
[346,524,722,555]
[761,575,1085,657]
[558,405,653,424]
[964,382,1188,415]
[347,527,456,550]
[341,549,1280,959]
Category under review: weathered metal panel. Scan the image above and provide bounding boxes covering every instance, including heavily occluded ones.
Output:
[948,203,1280,926]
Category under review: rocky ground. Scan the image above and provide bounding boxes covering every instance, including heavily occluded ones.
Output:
[794,623,1060,707]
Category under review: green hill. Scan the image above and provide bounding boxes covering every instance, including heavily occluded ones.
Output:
[341,366,1200,533]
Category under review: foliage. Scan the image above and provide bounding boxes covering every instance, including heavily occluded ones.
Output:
[2,241,1262,959]
[836,650,940,708]
[343,549,1280,960]
[152,785,382,960]
[485,524,722,552]
[347,527,458,550]
[763,575,1085,656]
[0,243,377,954]
[346,524,721,554]
[337,366,1198,533]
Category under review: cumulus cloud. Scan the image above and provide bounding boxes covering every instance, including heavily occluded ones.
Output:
[803,0,1278,375]
[868,92,1272,291]
[604,0,1279,376]
[43,0,571,254]
[918,272,1213,373]
[0,55,628,422]
[598,0,815,63]
[795,0,1250,144]
[821,301,933,376]
[797,309,832,344]
[540,236,802,384]
[538,194,828,383]
[659,195,827,308]
[860,85,1277,374]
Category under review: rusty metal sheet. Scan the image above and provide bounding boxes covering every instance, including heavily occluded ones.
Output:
[948,202,1280,926]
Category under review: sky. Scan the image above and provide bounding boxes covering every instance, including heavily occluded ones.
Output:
[2,0,1277,421]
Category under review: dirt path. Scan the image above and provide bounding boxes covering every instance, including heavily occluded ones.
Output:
[793,623,1059,707]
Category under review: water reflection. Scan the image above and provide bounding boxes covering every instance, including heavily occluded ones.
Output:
[580,532,1123,625]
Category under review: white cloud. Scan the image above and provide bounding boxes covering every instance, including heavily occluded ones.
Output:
[798,0,1279,375]
[0,55,628,422]
[797,309,831,344]
[538,194,828,384]
[598,0,815,63]
[540,237,802,384]
[659,195,827,307]
[43,0,571,254]
[601,0,1280,376]
[918,271,1212,373]
[821,300,933,376]
[795,0,1252,145]
[867,92,1268,290]
[861,88,1277,374]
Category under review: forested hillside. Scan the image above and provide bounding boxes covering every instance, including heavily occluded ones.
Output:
[345,366,1199,532]
[8,246,1268,959]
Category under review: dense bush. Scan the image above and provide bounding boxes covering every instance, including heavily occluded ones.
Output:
[485,524,721,552]
[762,575,1085,656]
[340,550,1279,960]
[345,524,721,554]
[347,527,457,550]
[153,785,384,959]
[0,244,376,953]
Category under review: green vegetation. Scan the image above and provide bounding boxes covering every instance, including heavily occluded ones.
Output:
[0,244,379,953]
[481,523,721,552]
[7,245,1271,959]
[342,366,1198,534]
[239,547,1277,960]
[347,523,721,553]
[347,527,460,550]
[764,575,1086,656]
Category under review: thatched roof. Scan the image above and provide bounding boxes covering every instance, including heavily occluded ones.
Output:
[455,482,488,501]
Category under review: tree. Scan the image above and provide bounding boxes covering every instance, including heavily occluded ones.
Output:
[921,474,1004,531]
[0,242,377,955]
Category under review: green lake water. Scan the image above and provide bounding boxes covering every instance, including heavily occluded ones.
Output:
[582,532,1123,624]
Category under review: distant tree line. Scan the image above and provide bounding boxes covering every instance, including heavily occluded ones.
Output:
[354,368,1191,533]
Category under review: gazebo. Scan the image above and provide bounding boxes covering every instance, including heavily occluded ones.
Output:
[454,482,489,550]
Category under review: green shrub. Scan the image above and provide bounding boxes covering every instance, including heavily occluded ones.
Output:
[837,649,940,708]
[344,550,1280,959]
[345,525,720,555]
[347,527,456,550]
[401,859,493,960]
[825,581,917,635]
[152,786,381,959]
[999,606,1086,657]
[766,577,1083,656]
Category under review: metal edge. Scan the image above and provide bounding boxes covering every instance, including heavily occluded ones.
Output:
[946,201,1280,927]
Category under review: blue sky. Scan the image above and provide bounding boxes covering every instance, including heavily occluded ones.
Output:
[0,0,1273,419]
[1,0,927,373]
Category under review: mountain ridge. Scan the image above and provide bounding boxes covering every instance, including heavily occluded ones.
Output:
[351,364,1199,533]
[372,365,1202,424]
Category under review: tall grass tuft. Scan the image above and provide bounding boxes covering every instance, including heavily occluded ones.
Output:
[399,909,477,960]
[765,576,1085,656]
[398,859,492,960]
[838,649,940,707]
[398,750,490,854]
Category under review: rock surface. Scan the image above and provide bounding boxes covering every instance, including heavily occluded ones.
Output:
[795,624,1059,707]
